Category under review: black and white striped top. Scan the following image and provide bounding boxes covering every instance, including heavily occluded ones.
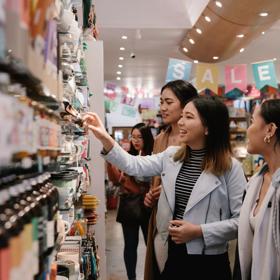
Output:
[173,148,206,220]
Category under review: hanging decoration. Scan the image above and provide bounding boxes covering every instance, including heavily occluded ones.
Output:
[165,58,192,83]
[196,63,219,93]
[225,64,247,92]
[251,60,278,90]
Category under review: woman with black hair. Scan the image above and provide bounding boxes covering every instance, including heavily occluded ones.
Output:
[144,79,198,280]
[106,122,154,280]
[236,99,280,280]
[84,95,246,279]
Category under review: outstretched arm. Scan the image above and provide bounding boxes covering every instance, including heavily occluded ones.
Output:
[83,112,115,152]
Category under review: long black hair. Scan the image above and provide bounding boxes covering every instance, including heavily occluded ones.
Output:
[161,79,198,108]
[129,123,154,156]
[260,99,280,148]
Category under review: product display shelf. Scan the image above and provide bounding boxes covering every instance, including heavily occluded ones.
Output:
[0,1,101,279]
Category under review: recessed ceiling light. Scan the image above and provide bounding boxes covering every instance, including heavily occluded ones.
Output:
[189,38,195,44]
[194,60,199,64]
[116,77,121,80]
[119,57,124,60]
[204,16,211,22]
[121,35,128,40]
[183,47,188,53]
[215,1,222,8]
[259,12,268,17]
[120,47,125,51]
[117,71,122,75]
[118,64,123,68]
[240,48,245,53]
[262,31,265,35]
[213,56,219,60]
[196,28,202,34]
[236,34,244,38]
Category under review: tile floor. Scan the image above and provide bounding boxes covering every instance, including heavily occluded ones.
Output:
[105,209,237,280]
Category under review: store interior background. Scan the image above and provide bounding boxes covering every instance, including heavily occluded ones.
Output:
[1,0,280,279]
[94,0,280,278]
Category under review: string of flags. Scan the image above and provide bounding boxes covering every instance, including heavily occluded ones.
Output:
[166,58,279,98]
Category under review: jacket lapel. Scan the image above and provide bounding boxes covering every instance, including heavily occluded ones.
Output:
[238,174,262,279]
[185,171,221,213]
[162,156,182,213]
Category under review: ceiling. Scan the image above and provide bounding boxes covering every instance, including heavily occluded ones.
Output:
[94,0,280,90]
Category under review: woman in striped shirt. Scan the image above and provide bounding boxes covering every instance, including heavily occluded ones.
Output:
[84,95,247,280]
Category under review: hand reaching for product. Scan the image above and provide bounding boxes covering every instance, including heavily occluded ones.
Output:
[83,112,115,152]
[83,112,107,139]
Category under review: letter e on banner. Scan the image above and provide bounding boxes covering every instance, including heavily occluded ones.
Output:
[252,60,277,89]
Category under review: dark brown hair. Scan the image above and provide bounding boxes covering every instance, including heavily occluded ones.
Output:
[260,99,280,148]
[174,96,232,176]
[161,80,198,108]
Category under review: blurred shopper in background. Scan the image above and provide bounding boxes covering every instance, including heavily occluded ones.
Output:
[106,122,154,280]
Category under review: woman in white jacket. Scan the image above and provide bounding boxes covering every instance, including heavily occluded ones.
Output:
[236,99,280,280]
[84,96,247,279]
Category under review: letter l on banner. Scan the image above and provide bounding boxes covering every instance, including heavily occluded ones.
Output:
[225,64,247,92]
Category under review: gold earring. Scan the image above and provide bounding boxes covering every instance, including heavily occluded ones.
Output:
[264,135,271,144]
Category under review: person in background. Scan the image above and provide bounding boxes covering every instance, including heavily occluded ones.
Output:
[83,95,247,280]
[143,79,198,279]
[236,99,280,280]
[106,122,154,280]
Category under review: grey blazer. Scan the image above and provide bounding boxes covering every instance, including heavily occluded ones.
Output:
[103,143,247,254]
[238,165,280,280]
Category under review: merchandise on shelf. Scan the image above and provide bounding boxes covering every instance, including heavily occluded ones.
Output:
[0,1,101,279]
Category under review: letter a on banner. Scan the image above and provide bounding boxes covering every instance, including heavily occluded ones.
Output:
[225,64,247,92]
[165,58,192,82]
[196,63,219,93]
[252,60,278,89]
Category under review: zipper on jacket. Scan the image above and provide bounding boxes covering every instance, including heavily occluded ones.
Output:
[219,208,222,220]
[202,193,212,254]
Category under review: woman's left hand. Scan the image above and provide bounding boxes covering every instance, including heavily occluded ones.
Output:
[168,220,202,244]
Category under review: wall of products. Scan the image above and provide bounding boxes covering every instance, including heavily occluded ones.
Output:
[0,1,102,279]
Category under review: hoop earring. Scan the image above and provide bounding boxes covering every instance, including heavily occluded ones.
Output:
[264,135,271,144]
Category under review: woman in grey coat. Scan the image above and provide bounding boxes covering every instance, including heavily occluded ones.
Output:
[84,96,247,279]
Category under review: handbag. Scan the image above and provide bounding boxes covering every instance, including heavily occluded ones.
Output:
[116,193,150,224]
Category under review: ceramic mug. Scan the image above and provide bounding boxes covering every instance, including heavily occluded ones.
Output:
[57,215,71,242]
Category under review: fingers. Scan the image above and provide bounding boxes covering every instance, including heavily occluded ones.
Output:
[150,185,161,200]
[168,221,184,244]
[170,235,183,244]
[144,191,154,208]
[170,220,183,226]
[83,112,98,118]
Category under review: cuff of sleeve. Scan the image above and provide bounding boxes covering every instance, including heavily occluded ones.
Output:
[101,147,110,155]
